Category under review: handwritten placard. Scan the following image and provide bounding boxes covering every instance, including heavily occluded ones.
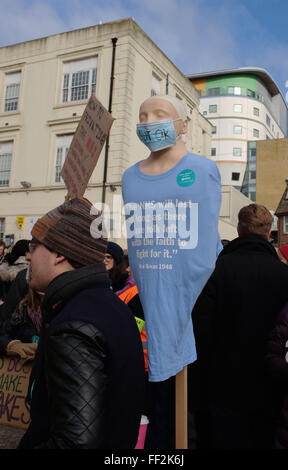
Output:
[0,357,32,429]
[61,94,115,198]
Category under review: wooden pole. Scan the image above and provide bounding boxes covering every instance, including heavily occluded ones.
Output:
[175,366,188,449]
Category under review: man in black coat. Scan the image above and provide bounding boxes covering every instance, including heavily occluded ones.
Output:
[18,198,145,449]
[192,203,288,449]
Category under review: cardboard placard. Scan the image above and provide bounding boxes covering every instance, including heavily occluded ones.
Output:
[0,357,32,429]
[61,94,114,198]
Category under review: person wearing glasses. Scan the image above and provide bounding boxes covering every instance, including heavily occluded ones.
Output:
[18,198,145,449]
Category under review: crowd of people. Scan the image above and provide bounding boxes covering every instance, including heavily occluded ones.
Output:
[0,91,288,450]
[0,202,288,449]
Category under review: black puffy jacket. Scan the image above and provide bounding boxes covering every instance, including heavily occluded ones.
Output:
[18,264,145,449]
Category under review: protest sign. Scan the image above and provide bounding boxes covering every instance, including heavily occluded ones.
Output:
[0,357,32,429]
[61,94,114,198]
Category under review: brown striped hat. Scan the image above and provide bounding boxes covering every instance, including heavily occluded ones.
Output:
[31,198,107,266]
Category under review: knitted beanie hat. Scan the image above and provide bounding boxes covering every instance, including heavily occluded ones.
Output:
[31,198,107,266]
[106,241,124,265]
[279,244,288,261]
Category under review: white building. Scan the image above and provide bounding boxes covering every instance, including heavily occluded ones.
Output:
[189,68,288,192]
[0,18,212,245]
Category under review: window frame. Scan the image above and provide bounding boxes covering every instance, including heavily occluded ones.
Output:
[0,142,13,187]
[233,125,242,135]
[62,57,97,104]
[284,215,288,234]
[54,134,74,184]
[253,128,260,138]
[232,172,240,181]
[0,218,5,241]
[233,147,242,157]
[233,104,242,113]
[4,72,21,113]
[209,104,217,113]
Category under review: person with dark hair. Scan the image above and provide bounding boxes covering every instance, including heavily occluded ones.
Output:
[0,288,43,360]
[18,198,145,449]
[104,241,126,292]
[0,239,29,302]
[192,203,288,448]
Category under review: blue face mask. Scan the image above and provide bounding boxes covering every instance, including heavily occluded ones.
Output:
[136,118,182,152]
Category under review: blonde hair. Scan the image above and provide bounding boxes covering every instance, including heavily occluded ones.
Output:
[237,204,273,238]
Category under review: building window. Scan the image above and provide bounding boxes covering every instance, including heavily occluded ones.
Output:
[250,170,256,180]
[228,86,241,95]
[232,172,240,181]
[233,147,242,156]
[247,89,255,98]
[4,72,21,112]
[209,104,217,113]
[62,57,97,103]
[203,111,207,116]
[0,142,13,186]
[233,125,242,135]
[207,87,220,96]
[0,219,4,240]
[284,216,288,234]
[211,147,216,156]
[151,73,161,96]
[249,191,256,202]
[211,125,217,134]
[55,135,73,183]
[253,107,259,116]
[266,114,271,127]
[253,128,259,138]
[234,104,242,113]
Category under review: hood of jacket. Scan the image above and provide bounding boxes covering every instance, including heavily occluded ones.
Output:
[219,235,278,260]
[42,263,110,322]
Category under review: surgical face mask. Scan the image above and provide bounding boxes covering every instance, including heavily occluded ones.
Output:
[136,118,182,152]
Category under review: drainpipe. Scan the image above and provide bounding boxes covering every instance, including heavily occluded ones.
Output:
[102,37,118,204]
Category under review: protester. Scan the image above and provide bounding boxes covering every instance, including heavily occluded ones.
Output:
[0,239,29,300]
[116,254,148,374]
[116,254,149,448]
[277,244,288,265]
[0,267,29,321]
[0,288,42,360]
[104,241,126,292]
[122,94,222,448]
[18,197,145,449]
[192,203,288,449]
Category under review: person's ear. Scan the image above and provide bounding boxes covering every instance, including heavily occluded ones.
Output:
[54,254,66,265]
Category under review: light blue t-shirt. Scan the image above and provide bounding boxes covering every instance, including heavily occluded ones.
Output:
[122,153,222,382]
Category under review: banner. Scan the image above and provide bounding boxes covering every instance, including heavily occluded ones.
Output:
[61,94,114,198]
[0,357,32,429]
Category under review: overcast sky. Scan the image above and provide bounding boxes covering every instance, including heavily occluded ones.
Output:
[0,0,287,99]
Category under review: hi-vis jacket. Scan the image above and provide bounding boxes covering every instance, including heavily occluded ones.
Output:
[118,285,148,372]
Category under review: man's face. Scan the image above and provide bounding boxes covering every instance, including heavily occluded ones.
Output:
[139,98,184,136]
[26,242,57,292]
